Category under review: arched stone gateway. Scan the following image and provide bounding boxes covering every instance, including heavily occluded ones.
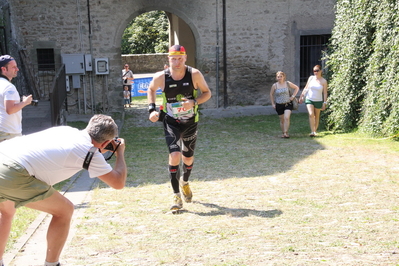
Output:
[0,0,335,113]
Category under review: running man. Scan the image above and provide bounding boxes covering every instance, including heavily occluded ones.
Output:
[147,45,211,212]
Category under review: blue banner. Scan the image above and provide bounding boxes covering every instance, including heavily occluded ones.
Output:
[131,77,162,97]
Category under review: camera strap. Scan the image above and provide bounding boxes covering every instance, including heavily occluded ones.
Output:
[83,146,98,170]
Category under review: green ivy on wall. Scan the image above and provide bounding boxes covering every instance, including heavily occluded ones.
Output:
[326,0,399,138]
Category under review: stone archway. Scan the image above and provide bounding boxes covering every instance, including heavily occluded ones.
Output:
[117,8,198,69]
[166,12,196,67]
[121,11,197,74]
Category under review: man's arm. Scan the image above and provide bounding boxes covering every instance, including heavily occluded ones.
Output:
[147,71,165,122]
[147,71,164,104]
[192,69,211,104]
[128,71,134,81]
[181,69,211,110]
[97,139,127,189]
[5,95,33,114]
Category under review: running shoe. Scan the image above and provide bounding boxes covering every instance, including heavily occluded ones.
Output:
[170,195,183,212]
[180,178,193,203]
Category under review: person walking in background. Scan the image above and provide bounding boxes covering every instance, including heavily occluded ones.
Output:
[122,63,134,94]
[0,55,32,142]
[299,65,328,137]
[0,114,127,266]
[123,85,131,108]
[147,45,211,213]
[270,71,299,138]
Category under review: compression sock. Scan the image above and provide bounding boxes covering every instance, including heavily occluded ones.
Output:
[182,163,193,182]
[169,164,180,193]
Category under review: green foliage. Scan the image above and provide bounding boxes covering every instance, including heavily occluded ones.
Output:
[326,0,376,132]
[326,0,399,137]
[121,11,169,54]
[359,1,399,136]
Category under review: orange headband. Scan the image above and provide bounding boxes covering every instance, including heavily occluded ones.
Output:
[169,51,186,55]
[169,45,186,55]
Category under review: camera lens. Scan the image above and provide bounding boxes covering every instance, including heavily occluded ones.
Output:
[31,100,38,106]
[104,142,114,151]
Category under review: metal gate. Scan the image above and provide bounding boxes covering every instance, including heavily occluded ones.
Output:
[300,34,331,87]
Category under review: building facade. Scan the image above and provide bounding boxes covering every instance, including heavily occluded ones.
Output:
[0,0,336,113]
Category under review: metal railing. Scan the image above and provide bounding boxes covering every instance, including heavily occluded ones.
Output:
[49,64,67,126]
[31,63,63,100]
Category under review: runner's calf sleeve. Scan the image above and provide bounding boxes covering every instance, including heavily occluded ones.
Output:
[182,163,193,182]
[169,164,180,193]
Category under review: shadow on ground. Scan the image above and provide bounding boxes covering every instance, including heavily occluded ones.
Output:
[188,201,283,218]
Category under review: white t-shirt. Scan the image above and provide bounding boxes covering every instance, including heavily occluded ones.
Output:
[0,77,22,134]
[0,126,112,185]
[306,76,324,102]
[122,69,134,85]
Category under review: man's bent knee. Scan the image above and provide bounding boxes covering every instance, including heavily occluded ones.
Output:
[0,201,16,218]
[26,192,74,219]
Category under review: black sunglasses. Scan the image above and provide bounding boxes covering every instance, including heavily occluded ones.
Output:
[313,69,320,72]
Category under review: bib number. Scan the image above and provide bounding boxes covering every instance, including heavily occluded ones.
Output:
[171,102,193,118]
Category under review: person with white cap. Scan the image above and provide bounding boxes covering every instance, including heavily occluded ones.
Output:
[0,55,32,142]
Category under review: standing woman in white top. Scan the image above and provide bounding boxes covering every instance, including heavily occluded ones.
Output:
[299,65,328,137]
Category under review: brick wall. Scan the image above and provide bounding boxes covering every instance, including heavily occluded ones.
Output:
[122,54,168,74]
[1,0,336,112]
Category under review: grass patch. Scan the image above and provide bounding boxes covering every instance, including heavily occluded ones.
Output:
[61,106,399,265]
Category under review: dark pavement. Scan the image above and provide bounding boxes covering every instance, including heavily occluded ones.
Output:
[22,100,93,135]
[22,100,52,135]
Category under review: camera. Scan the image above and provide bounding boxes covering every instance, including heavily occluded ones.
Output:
[104,137,121,151]
[31,100,39,106]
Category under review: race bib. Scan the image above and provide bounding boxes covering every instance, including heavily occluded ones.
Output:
[171,102,193,118]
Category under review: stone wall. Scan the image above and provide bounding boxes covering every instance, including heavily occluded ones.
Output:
[122,54,168,74]
[1,0,336,112]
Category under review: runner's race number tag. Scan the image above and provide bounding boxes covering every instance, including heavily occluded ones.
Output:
[171,102,193,118]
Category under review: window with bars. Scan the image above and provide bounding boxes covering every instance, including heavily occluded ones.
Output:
[300,34,331,87]
[37,48,55,71]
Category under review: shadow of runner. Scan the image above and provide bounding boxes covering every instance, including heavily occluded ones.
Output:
[189,201,283,218]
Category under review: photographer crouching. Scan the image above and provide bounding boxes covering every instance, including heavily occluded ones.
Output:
[0,114,127,266]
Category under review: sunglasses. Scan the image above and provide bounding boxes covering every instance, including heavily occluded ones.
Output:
[313,69,320,72]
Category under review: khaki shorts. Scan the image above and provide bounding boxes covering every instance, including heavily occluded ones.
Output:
[0,154,55,208]
[0,131,22,143]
